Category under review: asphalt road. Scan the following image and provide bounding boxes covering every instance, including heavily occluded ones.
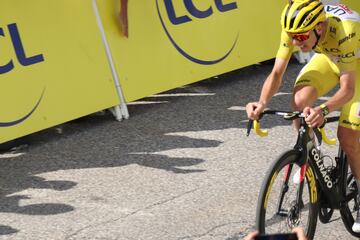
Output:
[0,59,356,239]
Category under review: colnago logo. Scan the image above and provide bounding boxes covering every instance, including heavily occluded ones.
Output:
[0,23,45,127]
[311,147,333,189]
[156,0,239,65]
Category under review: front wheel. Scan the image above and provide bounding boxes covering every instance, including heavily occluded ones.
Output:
[256,150,319,240]
[340,172,360,238]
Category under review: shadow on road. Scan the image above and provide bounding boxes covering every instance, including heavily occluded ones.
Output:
[0,59,305,236]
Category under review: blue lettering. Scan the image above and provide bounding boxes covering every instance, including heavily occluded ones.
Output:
[215,0,237,12]
[8,23,44,66]
[184,0,213,19]
[0,28,15,74]
[164,0,237,25]
[164,0,192,25]
[326,6,346,16]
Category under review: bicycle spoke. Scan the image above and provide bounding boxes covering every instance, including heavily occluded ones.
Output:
[262,163,312,234]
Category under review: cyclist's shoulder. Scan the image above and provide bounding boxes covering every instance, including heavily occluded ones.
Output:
[325,4,360,25]
[323,4,360,50]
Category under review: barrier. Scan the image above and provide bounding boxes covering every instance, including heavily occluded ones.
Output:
[96,0,285,102]
[0,0,287,144]
[0,0,120,144]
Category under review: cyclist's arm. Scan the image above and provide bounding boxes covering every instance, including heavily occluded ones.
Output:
[258,57,290,106]
[315,71,355,114]
[246,57,289,120]
[304,71,356,128]
[259,31,293,106]
[246,30,293,120]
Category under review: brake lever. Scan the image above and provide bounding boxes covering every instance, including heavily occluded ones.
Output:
[246,119,253,136]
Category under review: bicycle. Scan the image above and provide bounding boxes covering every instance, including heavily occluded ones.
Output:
[246,110,360,240]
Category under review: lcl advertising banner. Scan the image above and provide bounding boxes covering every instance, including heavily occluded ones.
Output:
[0,0,119,143]
[96,0,285,102]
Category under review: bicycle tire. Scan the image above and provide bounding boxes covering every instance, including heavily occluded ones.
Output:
[340,172,360,238]
[256,150,318,240]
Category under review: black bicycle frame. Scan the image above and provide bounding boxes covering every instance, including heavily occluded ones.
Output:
[248,110,352,213]
[293,118,347,209]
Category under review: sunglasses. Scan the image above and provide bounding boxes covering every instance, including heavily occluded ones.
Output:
[289,31,311,42]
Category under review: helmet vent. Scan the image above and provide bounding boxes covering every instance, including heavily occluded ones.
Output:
[302,4,324,29]
[281,0,324,33]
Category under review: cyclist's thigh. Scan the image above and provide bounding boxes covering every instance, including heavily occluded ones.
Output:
[339,60,360,131]
[294,53,339,97]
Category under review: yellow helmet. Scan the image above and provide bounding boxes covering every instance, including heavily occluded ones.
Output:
[281,0,326,33]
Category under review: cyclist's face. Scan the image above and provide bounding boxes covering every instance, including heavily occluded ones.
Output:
[289,30,317,52]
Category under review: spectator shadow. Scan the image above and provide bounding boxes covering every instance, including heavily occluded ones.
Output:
[0,225,18,236]
[0,123,219,235]
[0,58,331,236]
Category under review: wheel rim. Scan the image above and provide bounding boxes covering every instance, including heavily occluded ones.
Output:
[261,162,313,234]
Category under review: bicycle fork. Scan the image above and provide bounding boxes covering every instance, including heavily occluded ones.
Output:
[276,164,307,216]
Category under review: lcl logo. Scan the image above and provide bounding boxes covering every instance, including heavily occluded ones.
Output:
[0,23,44,74]
[165,0,237,25]
[0,23,45,127]
[156,0,239,65]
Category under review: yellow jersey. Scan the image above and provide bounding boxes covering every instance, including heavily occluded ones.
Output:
[277,4,360,73]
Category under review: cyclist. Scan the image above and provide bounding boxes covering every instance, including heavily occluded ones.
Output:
[245,0,360,232]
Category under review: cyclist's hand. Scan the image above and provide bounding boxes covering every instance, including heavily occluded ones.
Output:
[243,231,258,240]
[292,227,307,240]
[246,102,265,120]
[303,106,325,128]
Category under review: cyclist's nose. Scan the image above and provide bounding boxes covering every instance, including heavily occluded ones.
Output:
[292,39,303,46]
